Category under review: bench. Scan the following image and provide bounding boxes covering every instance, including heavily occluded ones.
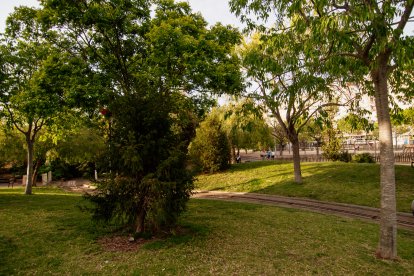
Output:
[260,152,275,160]
[0,177,15,188]
[402,145,414,167]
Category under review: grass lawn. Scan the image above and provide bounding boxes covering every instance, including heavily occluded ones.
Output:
[195,161,414,213]
[1,187,414,275]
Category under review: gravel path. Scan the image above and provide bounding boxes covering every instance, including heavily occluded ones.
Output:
[193,190,414,230]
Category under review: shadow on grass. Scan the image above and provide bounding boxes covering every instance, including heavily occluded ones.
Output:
[0,189,221,257]
[247,162,385,206]
[229,160,287,172]
[0,235,17,275]
[0,191,112,239]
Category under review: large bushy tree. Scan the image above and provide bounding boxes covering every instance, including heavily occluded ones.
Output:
[40,0,242,234]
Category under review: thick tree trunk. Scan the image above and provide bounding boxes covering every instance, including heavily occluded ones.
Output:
[290,134,303,183]
[25,140,34,195]
[372,65,397,259]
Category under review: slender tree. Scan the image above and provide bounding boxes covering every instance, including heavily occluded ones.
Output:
[239,34,339,183]
[0,7,93,194]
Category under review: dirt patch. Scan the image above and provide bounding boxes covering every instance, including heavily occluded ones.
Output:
[98,235,152,252]
[97,227,193,252]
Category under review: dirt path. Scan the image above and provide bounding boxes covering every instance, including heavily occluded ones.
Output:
[193,190,414,231]
[19,180,413,231]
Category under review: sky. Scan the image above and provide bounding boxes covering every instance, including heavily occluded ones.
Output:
[0,0,413,35]
[0,0,243,32]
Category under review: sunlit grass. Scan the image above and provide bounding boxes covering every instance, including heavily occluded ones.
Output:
[1,187,413,274]
[195,161,414,212]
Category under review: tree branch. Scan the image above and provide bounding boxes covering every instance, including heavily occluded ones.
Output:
[3,104,26,134]
[393,1,414,41]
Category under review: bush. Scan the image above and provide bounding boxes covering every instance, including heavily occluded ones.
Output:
[85,92,196,236]
[86,151,193,235]
[47,159,84,180]
[189,116,231,173]
[324,151,352,162]
[353,153,375,163]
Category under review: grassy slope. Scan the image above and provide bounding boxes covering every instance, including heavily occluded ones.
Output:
[0,187,414,274]
[195,161,414,213]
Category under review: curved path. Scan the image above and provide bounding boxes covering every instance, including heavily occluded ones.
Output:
[193,191,414,231]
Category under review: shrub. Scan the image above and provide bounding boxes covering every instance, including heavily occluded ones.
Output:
[189,116,231,173]
[85,93,196,236]
[86,151,193,235]
[324,151,352,162]
[353,153,375,163]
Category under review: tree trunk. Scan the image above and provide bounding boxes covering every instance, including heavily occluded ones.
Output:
[32,158,42,187]
[135,207,146,235]
[231,145,237,164]
[372,64,397,259]
[290,134,303,183]
[25,139,34,195]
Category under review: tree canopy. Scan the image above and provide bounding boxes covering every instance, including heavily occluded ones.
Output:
[34,0,243,235]
[0,6,97,194]
[229,0,414,259]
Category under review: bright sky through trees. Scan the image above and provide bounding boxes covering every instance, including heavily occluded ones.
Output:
[1,1,412,34]
[0,0,244,32]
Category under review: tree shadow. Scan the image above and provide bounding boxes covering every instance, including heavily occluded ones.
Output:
[0,191,109,240]
[229,160,287,172]
[248,162,382,205]
[0,235,17,275]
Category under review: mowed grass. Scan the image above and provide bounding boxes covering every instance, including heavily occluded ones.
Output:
[195,161,414,213]
[1,187,414,275]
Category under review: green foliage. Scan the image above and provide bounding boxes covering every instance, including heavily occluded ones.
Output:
[219,100,274,154]
[353,153,376,164]
[238,30,339,183]
[46,159,94,180]
[86,166,193,235]
[0,128,25,169]
[53,126,105,165]
[0,6,101,194]
[322,128,350,162]
[189,113,231,173]
[39,0,242,234]
[337,114,374,134]
[87,92,195,234]
[326,151,352,163]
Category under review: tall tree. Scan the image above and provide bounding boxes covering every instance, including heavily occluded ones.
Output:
[239,34,339,183]
[230,0,414,259]
[41,0,242,234]
[0,7,93,194]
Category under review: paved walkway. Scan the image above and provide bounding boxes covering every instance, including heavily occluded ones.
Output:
[193,190,414,230]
